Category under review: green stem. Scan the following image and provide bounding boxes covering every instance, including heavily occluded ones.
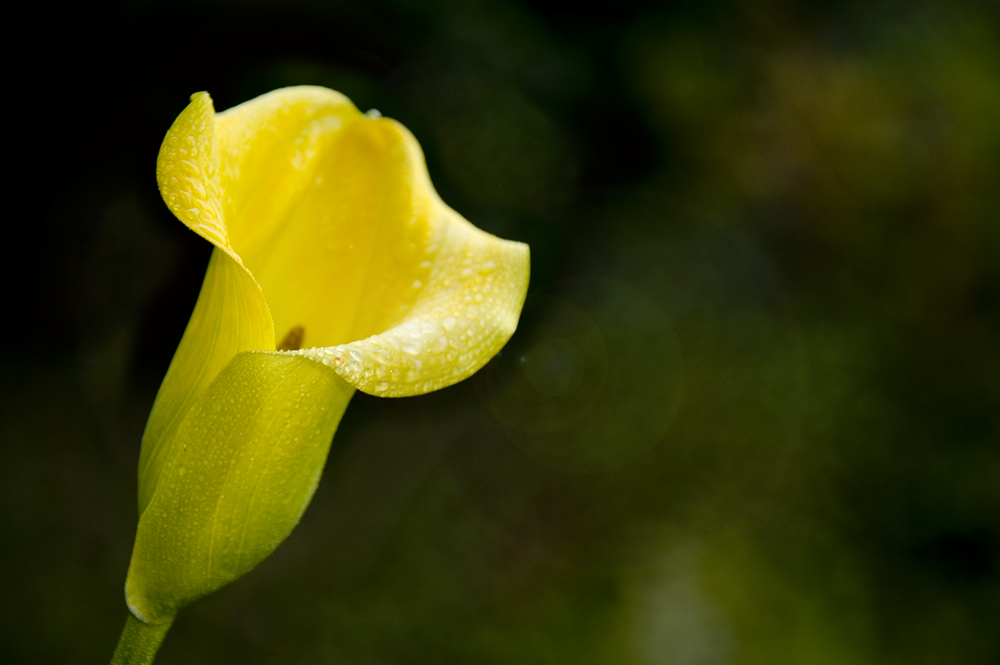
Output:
[110,613,173,665]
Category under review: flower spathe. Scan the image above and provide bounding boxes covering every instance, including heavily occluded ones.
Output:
[124,87,529,626]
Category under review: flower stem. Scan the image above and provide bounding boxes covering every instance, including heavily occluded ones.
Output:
[110,613,173,665]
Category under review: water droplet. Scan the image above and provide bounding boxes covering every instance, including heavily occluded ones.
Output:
[412,279,423,289]
[401,341,422,355]
[442,317,457,331]
[348,244,356,253]
[376,382,389,391]
[474,293,484,303]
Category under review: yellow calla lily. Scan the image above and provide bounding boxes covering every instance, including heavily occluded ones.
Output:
[113,86,528,662]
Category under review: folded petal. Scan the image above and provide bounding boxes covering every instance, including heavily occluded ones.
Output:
[126,352,353,623]
[213,85,363,270]
[146,93,276,513]
[212,89,431,350]
[291,121,530,396]
[217,93,532,396]
[153,85,529,402]
[297,199,530,397]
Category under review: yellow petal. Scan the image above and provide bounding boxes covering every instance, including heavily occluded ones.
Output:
[137,249,274,513]
[296,122,530,396]
[213,85,362,270]
[214,89,429,349]
[206,87,530,396]
[297,200,530,396]
[126,352,353,624]
[125,86,530,632]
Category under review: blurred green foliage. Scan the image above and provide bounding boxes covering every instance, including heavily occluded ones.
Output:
[2,0,998,663]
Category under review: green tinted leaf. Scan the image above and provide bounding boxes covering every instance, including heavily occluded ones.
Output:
[137,248,274,514]
[126,352,353,623]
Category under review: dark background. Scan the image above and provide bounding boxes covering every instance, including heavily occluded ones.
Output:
[3,0,999,663]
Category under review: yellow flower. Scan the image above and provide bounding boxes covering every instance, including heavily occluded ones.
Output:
[123,87,529,626]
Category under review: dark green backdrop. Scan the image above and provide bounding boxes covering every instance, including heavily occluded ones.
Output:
[3,0,998,663]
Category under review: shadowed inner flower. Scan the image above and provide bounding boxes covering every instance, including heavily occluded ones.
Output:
[228,119,430,349]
